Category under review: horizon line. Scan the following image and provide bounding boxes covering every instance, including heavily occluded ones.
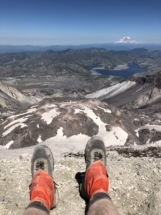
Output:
[1,43,161,46]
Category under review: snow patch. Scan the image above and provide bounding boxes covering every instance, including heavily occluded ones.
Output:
[4,140,14,149]
[74,108,83,114]
[98,106,111,113]
[2,115,30,137]
[8,108,36,119]
[136,88,142,93]
[4,115,31,129]
[31,105,38,108]
[136,124,161,132]
[136,131,139,137]
[86,81,136,99]
[60,101,77,107]
[2,123,27,137]
[74,107,107,137]
[74,106,127,145]
[41,104,56,109]
[41,108,60,125]
[0,120,8,126]
[37,135,42,143]
[107,127,128,146]
[43,125,128,154]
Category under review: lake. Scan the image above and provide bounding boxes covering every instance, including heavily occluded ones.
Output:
[93,63,146,78]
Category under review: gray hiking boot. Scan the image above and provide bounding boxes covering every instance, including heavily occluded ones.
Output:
[85,136,106,169]
[31,145,59,207]
[80,136,107,200]
[31,145,54,177]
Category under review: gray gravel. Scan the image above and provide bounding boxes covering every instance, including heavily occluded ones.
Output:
[0,153,161,215]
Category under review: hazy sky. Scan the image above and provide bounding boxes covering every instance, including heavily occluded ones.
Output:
[0,0,161,45]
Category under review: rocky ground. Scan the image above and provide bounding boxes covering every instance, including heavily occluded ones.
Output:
[0,150,161,215]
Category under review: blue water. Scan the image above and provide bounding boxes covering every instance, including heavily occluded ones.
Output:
[94,63,146,78]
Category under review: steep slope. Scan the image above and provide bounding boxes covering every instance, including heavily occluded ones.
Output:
[123,71,161,109]
[0,81,38,113]
[85,81,136,100]
[123,87,161,109]
[84,72,161,147]
[85,71,161,109]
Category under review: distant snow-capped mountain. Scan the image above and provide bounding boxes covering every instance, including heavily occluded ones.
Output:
[115,37,140,44]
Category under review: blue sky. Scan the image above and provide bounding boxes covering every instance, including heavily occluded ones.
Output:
[0,0,161,45]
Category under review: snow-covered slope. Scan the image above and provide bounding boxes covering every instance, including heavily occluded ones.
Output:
[0,99,131,150]
[115,37,140,44]
[86,81,136,99]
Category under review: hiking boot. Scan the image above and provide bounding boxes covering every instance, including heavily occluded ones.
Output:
[80,136,109,200]
[31,145,54,178]
[30,145,59,210]
[84,136,107,169]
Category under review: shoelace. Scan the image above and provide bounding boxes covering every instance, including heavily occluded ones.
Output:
[94,152,103,161]
[36,161,45,171]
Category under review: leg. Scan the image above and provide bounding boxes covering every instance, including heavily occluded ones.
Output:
[87,198,119,215]
[23,207,49,215]
[23,145,58,215]
[80,136,120,215]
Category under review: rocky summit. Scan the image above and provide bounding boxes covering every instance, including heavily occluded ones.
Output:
[0,150,161,215]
